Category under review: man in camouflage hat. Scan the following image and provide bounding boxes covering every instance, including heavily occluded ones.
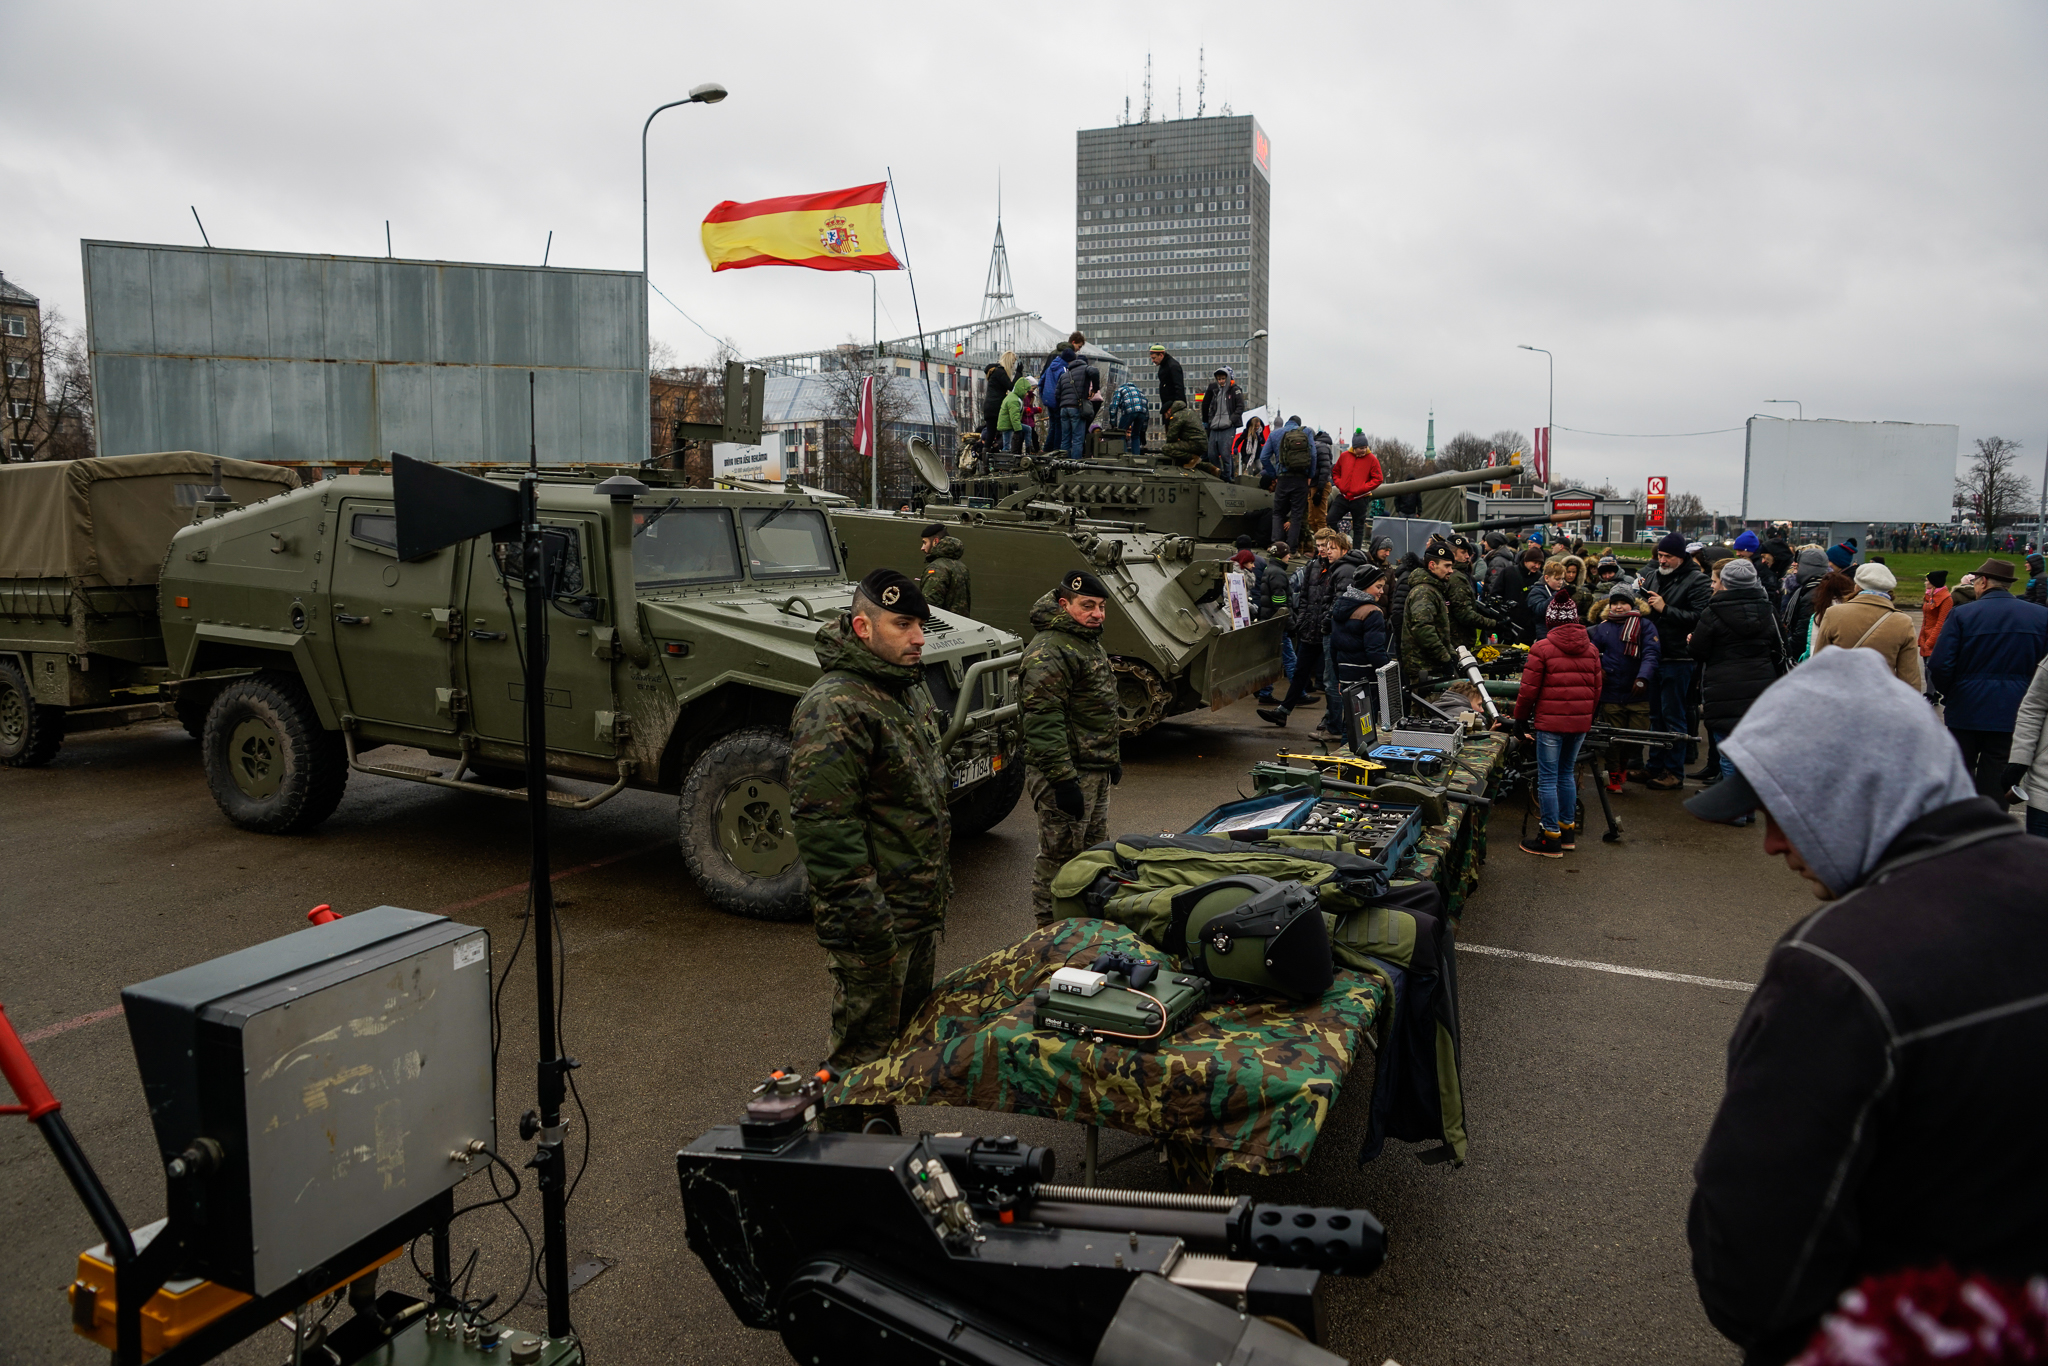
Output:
[918,522,971,615]
[788,568,951,1122]
[1020,568,1121,926]
[1401,542,1460,687]
[1440,534,1499,647]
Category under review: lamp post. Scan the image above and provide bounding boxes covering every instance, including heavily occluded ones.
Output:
[1518,345,1552,488]
[641,82,727,462]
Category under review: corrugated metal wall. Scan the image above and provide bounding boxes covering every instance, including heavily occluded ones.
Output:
[82,242,646,466]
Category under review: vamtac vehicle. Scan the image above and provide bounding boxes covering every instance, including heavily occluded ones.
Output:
[154,470,1023,921]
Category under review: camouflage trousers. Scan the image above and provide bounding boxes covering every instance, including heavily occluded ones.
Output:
[1026,769,1112,926]
[824,929,938,1073]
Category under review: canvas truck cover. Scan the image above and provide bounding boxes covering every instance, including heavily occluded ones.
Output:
[0,453,300,584]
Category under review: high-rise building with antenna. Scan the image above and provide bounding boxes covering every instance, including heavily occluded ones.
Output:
[1072,113,1272,413]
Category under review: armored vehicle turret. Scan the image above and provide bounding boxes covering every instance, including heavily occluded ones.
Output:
[949,454,1268,546]
[157,473,1024,921]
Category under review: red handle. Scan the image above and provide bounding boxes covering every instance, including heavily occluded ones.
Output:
[0,1004,62,1122]
[307,904,342,925]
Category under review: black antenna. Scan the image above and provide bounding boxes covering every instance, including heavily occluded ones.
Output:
[1142,53,1153,123]
[1196,47,1206,118]
[189,207,212,249]
[528,371,539,473]
[542,230,553,267]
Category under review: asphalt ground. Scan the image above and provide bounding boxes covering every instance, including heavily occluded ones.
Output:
[0,697,1814,1365]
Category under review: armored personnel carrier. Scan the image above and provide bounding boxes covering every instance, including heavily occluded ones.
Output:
[950,453,1268,546]
[150,471,1024,921]
[0,452,301,766]
[833,443,1284,734]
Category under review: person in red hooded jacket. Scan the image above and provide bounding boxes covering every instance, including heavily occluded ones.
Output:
[1326,431,1384,541]
[1511,590,1603,857]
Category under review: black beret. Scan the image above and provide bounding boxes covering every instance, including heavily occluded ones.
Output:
[1425,542,1458,564]
[856,567,930,620]
[921,522,946,539]
[1055,568,1110,599]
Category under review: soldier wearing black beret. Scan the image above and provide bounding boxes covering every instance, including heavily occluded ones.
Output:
[918,521,971,615]
[1018,568,1121,925]
[787,566,947,1128]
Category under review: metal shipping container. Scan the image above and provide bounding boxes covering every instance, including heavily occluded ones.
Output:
[82,241,646,468]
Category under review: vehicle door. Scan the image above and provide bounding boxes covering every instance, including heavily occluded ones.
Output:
[327,500,460,737]
[461,516,618,758]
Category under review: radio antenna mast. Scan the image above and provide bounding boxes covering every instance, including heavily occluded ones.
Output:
[1196,48,1206,118]
[1141,54,1152,123]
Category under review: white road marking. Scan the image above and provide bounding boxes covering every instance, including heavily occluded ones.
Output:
[1459,942,1754,992]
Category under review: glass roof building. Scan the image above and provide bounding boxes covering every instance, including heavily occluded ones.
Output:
[1074,114,1270,416]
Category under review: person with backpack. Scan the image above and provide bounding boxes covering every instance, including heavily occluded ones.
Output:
[1812,561,1921,689]
[1055,348,1099,459]
[1511,591,1603,856]
[1269,416,1318,552]
[1687,557,1786,807]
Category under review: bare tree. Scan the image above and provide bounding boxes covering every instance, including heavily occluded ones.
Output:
[1437,430,1493,471]
[1667,490,1707,534]
[817,354,915,507]
[1954,436,2033,538]
[1,306,94,462]
[648,352,723,484]
[1367,435,1428,483]
[1487,429,1529,466]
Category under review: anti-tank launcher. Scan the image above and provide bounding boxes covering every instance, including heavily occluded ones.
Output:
[680,1068,1385,1365]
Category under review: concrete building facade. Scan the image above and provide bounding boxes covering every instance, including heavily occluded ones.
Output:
[1073,114,1270,418]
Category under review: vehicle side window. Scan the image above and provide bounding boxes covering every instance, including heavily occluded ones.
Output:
[346,510,399,555]
[491,525,586,596]
[632,505,742,586]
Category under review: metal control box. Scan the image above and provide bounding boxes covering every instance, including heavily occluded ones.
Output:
[122,907,493,1295]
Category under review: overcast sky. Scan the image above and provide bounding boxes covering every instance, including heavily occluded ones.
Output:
[9,1,2043,513]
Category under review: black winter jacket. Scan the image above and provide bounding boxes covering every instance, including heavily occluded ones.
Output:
[1690,800,2048,1365]
[1493,561,1544,644]
[1056,359,1099,412]
[1329,594,1391,675]
[1250,553,1291,621]
[1646,560,1714,662]
[1688,585,1786,729]
[1292,549,1368,644]
[1154,353,1186,410]
[981,365,1011,426]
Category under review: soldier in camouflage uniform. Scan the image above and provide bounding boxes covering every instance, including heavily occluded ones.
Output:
[1400,544,1460,689]
[787,568,952,1114]
[1440,535,1499,647]
[918,523,971,615]
[1020,568,1122,925]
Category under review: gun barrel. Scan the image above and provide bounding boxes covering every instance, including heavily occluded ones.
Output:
[1371,465,1523,499]
[1452,510,1584,533]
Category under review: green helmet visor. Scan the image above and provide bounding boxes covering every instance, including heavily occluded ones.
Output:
[1171,876,1334,1001]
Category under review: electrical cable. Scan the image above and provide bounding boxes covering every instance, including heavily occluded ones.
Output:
[1555,424,1746,438]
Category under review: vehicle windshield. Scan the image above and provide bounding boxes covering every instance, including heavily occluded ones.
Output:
[632,505,741,587]
[740,506,838,578]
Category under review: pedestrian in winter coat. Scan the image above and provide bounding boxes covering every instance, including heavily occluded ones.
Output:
[1055,353,1099,457]
[1555,553,1593,621]
[1642,532,1716,786]
[980,362,1011,448]
[1106,379,1149,455]
[2005,655,2048,836]
[1811,561,1921,689]
[1496,545,1550,643]
[1260,530,1366,733]
[1513,591,1603,855]
[1952,573,1979,606]
[1149,344,1185,411]
[1689,557,1787,801]
[1020,380,1043,453]
[1399,545,1461,691]
[1328,564,1392,738]
[1327,432,1383,540]
[1928,557,2048,804]
[1199,368,1245,475]
[1588,584,1662,788]
[1681,647,2048,1366]
[1780,547,1831,658]
[996,376,1029,450]
[2026,553,2047,607]
[1917,570,1952,675]
[1757,538,1792,602]
[1527,559,1570,641]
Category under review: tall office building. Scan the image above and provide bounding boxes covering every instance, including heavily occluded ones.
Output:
[1073,114,1271,419]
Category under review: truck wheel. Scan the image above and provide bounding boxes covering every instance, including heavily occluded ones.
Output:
[202,673,349,834]
[173,683,220,742]
[949,760,1025,837]
[679,727,809,922]
[0,659,64,768]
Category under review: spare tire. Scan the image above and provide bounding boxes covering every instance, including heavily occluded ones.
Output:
[679,727,809,922]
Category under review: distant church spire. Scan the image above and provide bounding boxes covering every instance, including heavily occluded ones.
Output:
[1425,407,1436,462]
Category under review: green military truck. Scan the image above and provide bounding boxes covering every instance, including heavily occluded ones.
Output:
[5,454,1023,921]
[0,452,302,766]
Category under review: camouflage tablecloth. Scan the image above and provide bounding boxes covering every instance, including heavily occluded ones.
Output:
[828,918,1384,1186]
[1390,728,1510,923]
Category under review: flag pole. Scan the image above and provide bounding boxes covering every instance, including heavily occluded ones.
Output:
[886,167,942,481]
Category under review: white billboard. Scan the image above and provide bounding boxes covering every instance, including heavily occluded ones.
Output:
[713,434,785,482]
[1742,417,1956,521]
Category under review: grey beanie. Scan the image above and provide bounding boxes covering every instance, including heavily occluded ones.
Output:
[1720,558,1759,588]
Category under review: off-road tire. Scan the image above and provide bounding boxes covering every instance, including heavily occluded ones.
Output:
[0,659,64,768]
[679,726,809,922]
[201,672,348,834]
[172,682,221,742]
[948,759,1025,837]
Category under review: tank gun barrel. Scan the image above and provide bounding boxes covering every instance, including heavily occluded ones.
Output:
[1451,510,1583,533]
[1373,464,1525,499]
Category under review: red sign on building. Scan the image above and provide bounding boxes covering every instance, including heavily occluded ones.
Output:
[1552,496,1596,515]
[1645,475,1668,529]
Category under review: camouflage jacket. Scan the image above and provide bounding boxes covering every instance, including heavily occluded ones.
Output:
[1161,401,1208,463]
[1020,593,1121,782]
[1440,564,1493,638]
[922,538,971,615]
[788,612,951,950]
[1400,568,1456,681]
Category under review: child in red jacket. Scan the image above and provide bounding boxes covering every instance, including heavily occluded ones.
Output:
[1512,591,1603,856]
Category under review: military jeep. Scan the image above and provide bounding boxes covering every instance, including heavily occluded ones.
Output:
[156,474,1024,921]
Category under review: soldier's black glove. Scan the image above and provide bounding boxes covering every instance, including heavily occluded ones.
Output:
[1109,763,1123,786]
[2000,763,2029,795]
[1052,779,1087,819]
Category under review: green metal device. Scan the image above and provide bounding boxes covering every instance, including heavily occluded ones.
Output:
[1031,967,1210,1050]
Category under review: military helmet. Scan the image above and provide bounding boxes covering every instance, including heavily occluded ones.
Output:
[1167,876,1333,1001]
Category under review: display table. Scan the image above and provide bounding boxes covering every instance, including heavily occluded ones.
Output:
[828,918,1385,1188]
[1391,727,1510,921]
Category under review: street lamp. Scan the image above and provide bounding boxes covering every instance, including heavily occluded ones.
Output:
[1243,327,1267,403]
[1763,399,1803,420]
[1518,345,1552,486]
[641,83,728,458]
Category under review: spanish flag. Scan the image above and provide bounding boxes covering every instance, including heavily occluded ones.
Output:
[700,182,902,273]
